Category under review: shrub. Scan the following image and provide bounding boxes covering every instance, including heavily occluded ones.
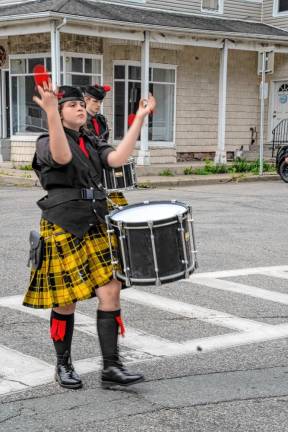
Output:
[159,169,174,176]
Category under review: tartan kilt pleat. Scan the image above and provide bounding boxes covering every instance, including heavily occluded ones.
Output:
[23,192,128,309]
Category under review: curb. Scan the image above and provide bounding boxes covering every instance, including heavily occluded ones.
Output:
[0,172,281,188]
[137,174,281,188]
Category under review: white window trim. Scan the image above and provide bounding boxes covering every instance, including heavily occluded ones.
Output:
[273,0,288,17]
[113,60,177,148]
[201,0,224,15]
[9,52,103,138]
[9,53,51,137]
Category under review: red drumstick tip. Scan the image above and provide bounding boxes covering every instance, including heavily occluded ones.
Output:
[33,64,50,87]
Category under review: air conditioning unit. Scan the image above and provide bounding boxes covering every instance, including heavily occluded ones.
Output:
[257,51,274,75]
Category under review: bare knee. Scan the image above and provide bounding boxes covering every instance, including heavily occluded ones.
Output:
[96,279,121,311]
[53,304,76,315]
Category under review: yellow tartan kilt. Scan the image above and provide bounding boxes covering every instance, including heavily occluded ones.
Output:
[23,192,128,309]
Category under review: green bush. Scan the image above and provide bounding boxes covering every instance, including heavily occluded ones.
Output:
[183,167,193,175]
[18,164,33,171]
[159,169,174,176]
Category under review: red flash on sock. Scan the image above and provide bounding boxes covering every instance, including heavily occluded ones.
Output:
[50,319,67,341]
[115,316,126,337]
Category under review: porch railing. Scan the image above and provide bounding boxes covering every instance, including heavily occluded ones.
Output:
[272,119,288,157]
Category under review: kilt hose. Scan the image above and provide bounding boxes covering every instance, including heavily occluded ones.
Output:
[23,192,128,309]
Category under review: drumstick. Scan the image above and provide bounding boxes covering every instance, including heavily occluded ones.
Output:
[33,64,50,88]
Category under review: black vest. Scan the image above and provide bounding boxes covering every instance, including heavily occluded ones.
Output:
[33,128,114,238]
[86,112,109,141]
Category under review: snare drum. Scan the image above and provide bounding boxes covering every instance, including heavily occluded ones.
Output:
[106,200,198,286]
[103,158,136,192]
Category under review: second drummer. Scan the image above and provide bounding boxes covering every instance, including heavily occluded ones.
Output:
[84,83,128,208]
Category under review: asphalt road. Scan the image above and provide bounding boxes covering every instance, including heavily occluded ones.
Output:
[1,181,288,432]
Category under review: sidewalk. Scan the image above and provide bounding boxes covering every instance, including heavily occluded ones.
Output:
[0,162,280,188]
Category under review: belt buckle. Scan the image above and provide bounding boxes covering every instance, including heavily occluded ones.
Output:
[81,188,94,200]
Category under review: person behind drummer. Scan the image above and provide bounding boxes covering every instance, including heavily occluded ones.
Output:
[84,84,110,141]
[23,81,156,390]
[83,83,128,209]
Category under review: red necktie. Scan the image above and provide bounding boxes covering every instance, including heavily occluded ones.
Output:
[78,136,89,158]
[92,118,100,136]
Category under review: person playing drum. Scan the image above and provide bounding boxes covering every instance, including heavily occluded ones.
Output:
[84,83,111,141]
[23,81,156,389]
[83,83,128,208]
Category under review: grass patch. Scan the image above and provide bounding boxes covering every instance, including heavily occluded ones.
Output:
[18,164,33,171]
[183,159,276,176]
[159,169,174,177]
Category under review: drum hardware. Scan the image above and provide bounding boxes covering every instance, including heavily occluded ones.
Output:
[148,220,161,286]
[188,205,198,270]
[117,220,131,286]
[177,213,189,279]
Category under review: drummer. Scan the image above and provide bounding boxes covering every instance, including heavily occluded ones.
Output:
[23,81,156,389]
[84,83,110,142]
[83,83,127,208]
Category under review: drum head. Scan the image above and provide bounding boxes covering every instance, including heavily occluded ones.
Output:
[110,201,187,223]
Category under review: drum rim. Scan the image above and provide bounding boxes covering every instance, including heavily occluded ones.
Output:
[108,200,189,226]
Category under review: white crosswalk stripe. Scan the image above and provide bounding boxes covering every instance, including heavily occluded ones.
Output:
[1,265,288,397]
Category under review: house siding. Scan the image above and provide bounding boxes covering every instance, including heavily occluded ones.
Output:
[102,0,262,22]
[263,0,288,30]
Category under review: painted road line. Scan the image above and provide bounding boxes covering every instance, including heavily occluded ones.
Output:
[122,288,270,332]
[261,270,288,280]
[190,265,288,280]
[3,320,288,397]
[0,295,170,358]
[174,322,288,356]
[0,347,146,397]
[186,278,288,305]
[0,345,53,395]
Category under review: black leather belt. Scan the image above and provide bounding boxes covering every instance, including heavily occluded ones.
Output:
[37,188,106,210]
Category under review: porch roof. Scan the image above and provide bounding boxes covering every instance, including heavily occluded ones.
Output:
[1,0,288,42]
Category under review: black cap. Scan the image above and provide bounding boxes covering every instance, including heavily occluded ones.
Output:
[57,86,85,105]
[84,84,111,101]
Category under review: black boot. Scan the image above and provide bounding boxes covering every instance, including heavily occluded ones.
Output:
[50,310,82,389]
[55,350,83,389]
[97,310,144,389]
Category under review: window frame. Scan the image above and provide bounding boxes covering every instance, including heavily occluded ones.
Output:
[273,0,288,16]
[113,60,177,148]
[201,0,224,15]
[9,52,103,138]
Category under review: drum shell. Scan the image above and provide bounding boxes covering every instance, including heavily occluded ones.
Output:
[110,209,195,285]
[103,159,136,191]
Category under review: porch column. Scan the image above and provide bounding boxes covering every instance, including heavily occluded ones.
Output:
[50,20,63,87]
[137,30,150,165]
[215,39,228,164]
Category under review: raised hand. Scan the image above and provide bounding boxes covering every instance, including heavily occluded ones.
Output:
[136,94,156,119]
[32,79,58,114]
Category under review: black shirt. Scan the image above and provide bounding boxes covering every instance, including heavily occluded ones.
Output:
[34,127,114,238]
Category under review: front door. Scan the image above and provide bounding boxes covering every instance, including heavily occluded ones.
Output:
[272,81,288,131]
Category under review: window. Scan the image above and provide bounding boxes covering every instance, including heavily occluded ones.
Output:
[10,55,51,135]
[201,0,223,13]
[278,0,288,12]
[10,53,102,135]
[113,63,176,145]
[62,53,102,87]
